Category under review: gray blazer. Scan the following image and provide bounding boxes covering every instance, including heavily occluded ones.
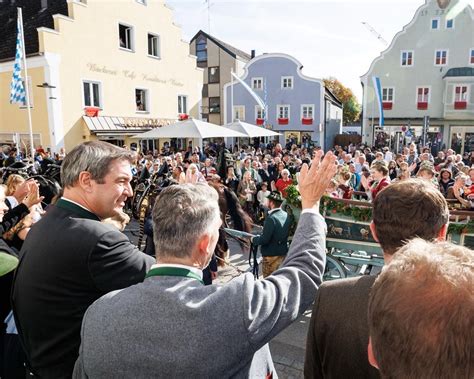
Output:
[73,212,327,379]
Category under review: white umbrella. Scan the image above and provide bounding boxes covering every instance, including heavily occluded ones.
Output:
[223,120,281,138]
[131,119,247,139]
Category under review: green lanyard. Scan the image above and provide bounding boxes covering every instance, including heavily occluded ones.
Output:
[146,266,204,285]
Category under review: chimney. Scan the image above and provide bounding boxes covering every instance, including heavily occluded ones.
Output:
[251,50,255,59]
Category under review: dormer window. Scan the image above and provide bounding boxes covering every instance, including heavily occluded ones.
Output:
[401,51,414,66]
[281,76,293,89]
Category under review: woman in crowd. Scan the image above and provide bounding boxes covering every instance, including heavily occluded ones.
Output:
[237,171,257,218]
[438,169,454,198]
[388,160,398,181]
[185,163,207,184]
[172,165,186,184]
[274,168,292,198]
[5,175,26,209]
[224,166,239,193]
[368,161,390,199]
[447,174,471,208]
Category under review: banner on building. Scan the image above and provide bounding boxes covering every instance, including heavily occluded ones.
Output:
[372,76,384,127]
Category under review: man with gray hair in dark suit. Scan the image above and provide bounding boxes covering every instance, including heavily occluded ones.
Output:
[73,151,337,378]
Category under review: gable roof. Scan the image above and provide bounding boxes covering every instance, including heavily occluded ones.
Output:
[0,0,68,62]
[190,30,251,61]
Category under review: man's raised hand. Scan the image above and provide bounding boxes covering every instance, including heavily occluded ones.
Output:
[298,151,337,210]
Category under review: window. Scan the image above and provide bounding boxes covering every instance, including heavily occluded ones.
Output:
[454,86,468,109]
[83,80,101,108]
[233,106,245,121]
[431,18,439,29]
[255,106,264,119]
[301,105,314,119]
[435,50,448,65]
[196,36,207,63]
[454,86,468,102]
[417,87,430,109]
[252,77,263,90]
[281,76,293,89]
[178,95,187,114]
[446,18,454,29]
[208,67,219,84]
[401,50,414,66]
[135,89,148,112]
[209,97,220,113]
[382,87,394,102]
[119,23,134,51]
[148,33,160,58]
[470,49,474,64]
[277,105,290,119]
[417,87,430,103]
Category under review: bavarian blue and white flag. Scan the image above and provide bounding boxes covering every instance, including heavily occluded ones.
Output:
[10,11,26,105]
[372,76,384,127]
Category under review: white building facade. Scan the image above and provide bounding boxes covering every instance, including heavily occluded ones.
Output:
[361,0,474,154]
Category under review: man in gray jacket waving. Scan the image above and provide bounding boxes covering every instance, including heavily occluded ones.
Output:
[73,151,337,379]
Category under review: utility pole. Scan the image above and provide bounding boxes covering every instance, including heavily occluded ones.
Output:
[361,22,388,46]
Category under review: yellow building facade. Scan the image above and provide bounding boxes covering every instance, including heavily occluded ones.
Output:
[0,0,202,152]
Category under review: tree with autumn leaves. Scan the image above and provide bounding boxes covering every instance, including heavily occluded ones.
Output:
[323,77,361,125]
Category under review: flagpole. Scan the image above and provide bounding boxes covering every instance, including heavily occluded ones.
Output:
[18,8,35,160]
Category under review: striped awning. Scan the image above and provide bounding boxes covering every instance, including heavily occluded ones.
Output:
[83,116,176,135]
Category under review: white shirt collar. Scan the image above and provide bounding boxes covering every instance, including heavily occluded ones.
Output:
[151,263,203,280]
[61,197,96,215]
[269,207,281,215]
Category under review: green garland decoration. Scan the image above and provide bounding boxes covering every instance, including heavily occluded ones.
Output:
[447,221,474,235]
[285,185,373,222]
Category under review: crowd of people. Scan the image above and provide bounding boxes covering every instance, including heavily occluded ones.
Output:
[0,139,472,378]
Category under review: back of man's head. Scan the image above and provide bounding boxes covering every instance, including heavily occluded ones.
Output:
[372,178,448,255]
[61,141,134,188]
[152,184,220,259]
[368,239,473,379]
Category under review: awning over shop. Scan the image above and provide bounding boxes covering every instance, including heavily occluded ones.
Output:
[83,116,176,136]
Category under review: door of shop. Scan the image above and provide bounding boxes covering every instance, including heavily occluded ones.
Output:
[450,127,474,154]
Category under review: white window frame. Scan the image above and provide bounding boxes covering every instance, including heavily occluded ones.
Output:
[431,17,440,30]
[400,50,414,67]
[118,22,134,52]
[251,77,263,90]
[281,76,294,89]
[469,48,474,65]
[434,49,448,66]
[178,95,188,114]
[277,104,290,119]
[446,18,455,29]
[453,85,469,103]
[82,80,102,109]
[135,88,149,113]
[416,86,431,104]
[382,87,395,102]
[147,33,160,59]
[301,104,314,119]
[255,105,264,119]
[233,105,245,121]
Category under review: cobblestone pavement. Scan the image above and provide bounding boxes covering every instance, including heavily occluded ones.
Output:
[125,221,307,379]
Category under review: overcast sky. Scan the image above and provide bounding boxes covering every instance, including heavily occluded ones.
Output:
[165,0,428,102]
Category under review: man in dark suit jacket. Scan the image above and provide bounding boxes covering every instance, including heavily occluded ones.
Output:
[252,191,292,277]
[304,179,450,379]
[12,141,154,378]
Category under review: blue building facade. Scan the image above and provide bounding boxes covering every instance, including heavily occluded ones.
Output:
[223,53,342,149]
